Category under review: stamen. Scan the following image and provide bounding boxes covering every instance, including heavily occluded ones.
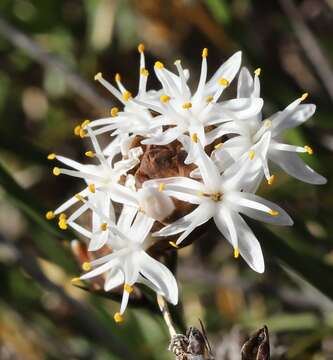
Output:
[174,59,181,65]
[249,150,255,160]
[115,73,121,82]
[206,95,214,103]
[124,284,133,293]
[210,192,222,202]
[234,247,239,259]
[254,68,261,77]
[267,175,275,185]
[154,61,164,69]
[53,167,61,176]
[214,143,223,150]
[264,119,272,127]
[159,183,165,192]
[88,184,95,193]
[79,128,87,138]
[122,90,132,101]
[81,119,90,128]
[137,43,145,53]
[85,151,95,158]
[114,312,123,323]
[74,125,81,136]
[110,107,119,117]
[269,209,279,216]
[169,241,179,249]
[47,153,56,160]
[160,95,170,103]
[191,133,198,143]
[140,68,149,77]
[202,48,208,58]
[75,194,86,202]
[100,223,108,231]
[71,277,81,283]
[94,72,103,81]
[304,145,313,155]
[45,211,55,220]
[301,92,309,101]
[182,102,192,109]
[59,213,66,220]
[218,78,229,86]
[82,262,91,271]
[58,218,68,230]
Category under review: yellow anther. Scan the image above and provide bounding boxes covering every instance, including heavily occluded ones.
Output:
[137,43,145,53]
[219,78,229,86]
[75,194,85,202]
[191,133,198,143]
[264,119,272,128]
[74,125,81,136]
[110,107,119,117]
[114,312,123,323]
[82,262,91,271]
[124,283,133,293]
[122,90,132,101]
[169,241,179,249]
[140,68,149,77]
[206,95,214,103]
[254,68,261,77]
[182,102,192,109]
[115,73,121,82]
[234,247,239,259]
[88,184,95,193]
[154,61,164,69]
[202,48,208,58]
[45,211,55,220]
[211,192,222,202]
[267,175,275,185]
[304,145,313,155]
[81,119,90,128]
[59,213,66,220]
[249,150,255,160]
[100,223,108,231]
[85,151,95,158]
[160,95,171,103]
[53,167,61,176]
[269,209,279,216]
[71,277,81,283]
[214,143,223,150]
[94,72,103,81]
[58,219,68,230]
[301,92,309,101]
[79,128,87,138]
[47,153,56,160]
[159,183,165,192]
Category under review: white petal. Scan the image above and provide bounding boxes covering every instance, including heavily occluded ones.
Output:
[129,212,154,243]
[88,231,109,251]
[117,205,137,233]
[80,257,119,280]
[142,126,182,145]
[217,98,264,121]
[237,67,254,98]
[109,184,138,207]
[143,176,205,192]
[104,267,124,291]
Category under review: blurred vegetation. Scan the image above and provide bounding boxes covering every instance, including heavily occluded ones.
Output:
[0,0,332,359]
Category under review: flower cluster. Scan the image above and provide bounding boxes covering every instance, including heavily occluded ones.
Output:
[46,44,326,321]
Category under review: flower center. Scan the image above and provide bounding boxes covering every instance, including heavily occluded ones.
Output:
[200,191,223,202]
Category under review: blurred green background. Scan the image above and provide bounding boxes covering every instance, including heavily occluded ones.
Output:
[0,0,332,359]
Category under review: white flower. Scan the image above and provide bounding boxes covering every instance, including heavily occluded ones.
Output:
[213,67,327,187]
[79,207,178,322]
[144,141,293,273]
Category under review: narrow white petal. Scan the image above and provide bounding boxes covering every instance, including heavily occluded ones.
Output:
[109,184,138,207]
[104,268,124,291]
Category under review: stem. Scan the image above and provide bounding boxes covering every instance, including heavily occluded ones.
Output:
[157,294,177,338]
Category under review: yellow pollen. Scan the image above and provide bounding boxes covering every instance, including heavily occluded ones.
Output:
[82,262,91,271]
[122,90,132,101]
[88,184,95,193]
[206,95,214,103]
[139,207,145,213]
[249,150,255,160]
[74,125,81,136]
[75,194,85,202]
[110,107,119,117]
[304,145,313,155]
[140,68,149,77]
[59,213,66,220]
[269,209,279,216]
[45,211,55,220]
[160,95,171,103]
[114,312,123,323]
[169,241,179,249]
[154,61,164,69]
[85,151,95,158]
[182,102,192,109]
[214,143,223,150]
[79,128,87,138]
[301,92,309,101]
[100,223,108,231]
[137,43,145,53]
[71,277,81,283]
[159,183,165,192]
[58,219,68,230]
[264,119,272,127]
[267,175,275,185]
[94,72,103,81]
[53,167,61,176]
[254,68,261,77]
[191,133,198,143]
[234,247,239,259]
[210,192,222,202]
[81,119,90,128]
[202,48,208,58]
[124,283,133,293]
[47,153,56,160]
[115,73,121,82]
[219,78,229,86]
